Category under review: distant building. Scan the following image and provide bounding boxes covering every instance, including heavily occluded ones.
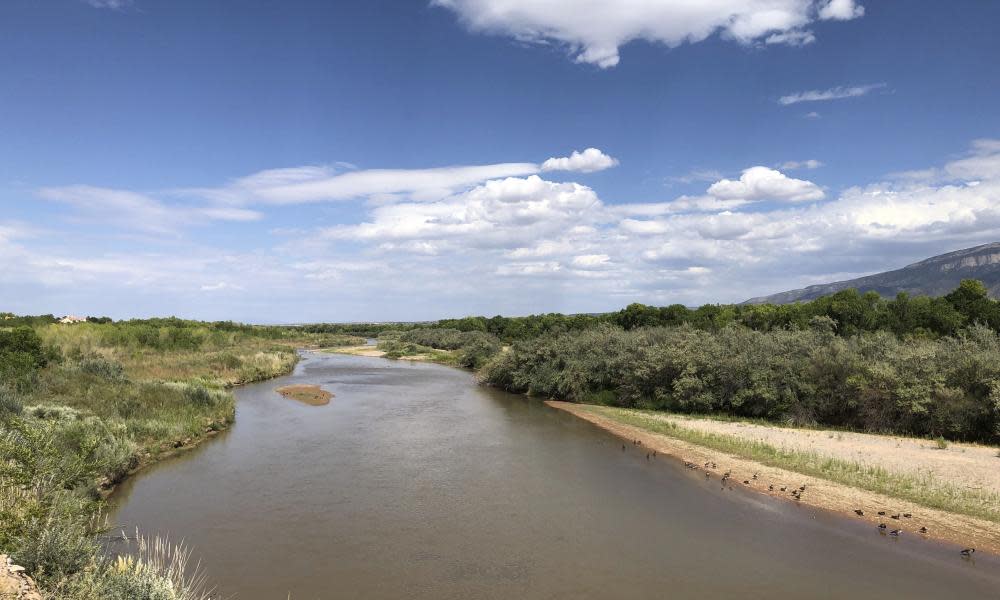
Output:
[58,315,87,324]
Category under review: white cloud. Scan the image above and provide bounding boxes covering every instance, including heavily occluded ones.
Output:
[188,148,616,206]
[325,175,602,248]
[541,148,619,173]
[780,159,824,170]
[765,29,816,46]
[572,254,612,269]
[15,139,1000,320]
[37,185,262,233]
[201,282,245,292]
[432,0,863,68]
[818,0,865,20]
[779,83,885,105]
[707,167,825,203]
[83,0,132,8]
[805,111,821,119]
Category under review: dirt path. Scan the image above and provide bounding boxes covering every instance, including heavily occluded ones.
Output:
[548,401,1000,555]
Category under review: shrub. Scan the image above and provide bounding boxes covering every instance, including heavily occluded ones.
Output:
[0,386,22,416]
[78,355,128,382]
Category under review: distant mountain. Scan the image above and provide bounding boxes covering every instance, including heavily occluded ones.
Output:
[745,242,1000,304]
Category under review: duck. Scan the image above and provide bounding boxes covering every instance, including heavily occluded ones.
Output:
[889,529,902,536]
[877,511,886,516]
[743,480,750,485]
[919,527,928,534]
[752,472,759,480]
[877,523,887,530]
[622,444,626,451]
[768,484,774,491]
[854,509,864,516]
[902,513,912,518]
[780,486,787,492]
[960,548,975,557]
[799,485,806,492]
[646,453,650,460]
[891,514,900,520]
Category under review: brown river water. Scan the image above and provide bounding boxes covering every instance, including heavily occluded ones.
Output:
[110,351,1000,599]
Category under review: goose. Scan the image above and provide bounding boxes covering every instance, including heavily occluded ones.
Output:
[919,527,928,534]
[752,473,759,480]
[877,511,886,516]
[743,480,750,485]
[799,485,806,491]
[891,514,901,520]
[768,484,774,491]
[960,548,975,557]
[889,529,902,536]
[877,523,887,530]
[779,486,787,492]
[902,513,912,518]
[854,509,864,516]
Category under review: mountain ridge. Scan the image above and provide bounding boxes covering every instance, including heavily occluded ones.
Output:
[744,242,1000,304]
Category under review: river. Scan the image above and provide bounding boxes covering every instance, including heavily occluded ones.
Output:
[110,351,1000,599]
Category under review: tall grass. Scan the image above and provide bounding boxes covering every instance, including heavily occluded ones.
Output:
[588,406,1000,523]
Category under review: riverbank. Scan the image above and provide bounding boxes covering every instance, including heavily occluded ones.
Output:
[326,343,458,364]
[549,401,1000,555]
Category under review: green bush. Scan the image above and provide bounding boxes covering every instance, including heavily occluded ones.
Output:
[481,322,1000,443]
[0,386,22,416]
[78,355,128,382]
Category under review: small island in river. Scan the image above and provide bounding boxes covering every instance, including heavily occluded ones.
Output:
[276,384,333,406]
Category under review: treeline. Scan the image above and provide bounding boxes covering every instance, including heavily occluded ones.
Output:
[479,321,1000,444]
[375,280,1000,444]
[426,280,997,341]
[394,328,501,369]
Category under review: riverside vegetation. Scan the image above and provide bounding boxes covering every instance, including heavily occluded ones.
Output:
[4,280,1000,596]
[377,280,1000,445]
[0,317,346,599]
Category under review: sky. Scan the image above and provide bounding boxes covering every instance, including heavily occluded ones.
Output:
[2,0,1000,322]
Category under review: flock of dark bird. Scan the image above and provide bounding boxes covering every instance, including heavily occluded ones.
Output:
[623,437,977,560]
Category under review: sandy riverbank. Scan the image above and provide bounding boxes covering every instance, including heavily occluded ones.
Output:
[548,401,1000,555]
[325,344,449,362]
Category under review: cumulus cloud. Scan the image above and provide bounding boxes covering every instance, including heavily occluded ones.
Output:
[818,0,865,20]
[432,0,864,68]
[707,167,825,203]
[325,175,602,248]
[541,148,618,173]
[17,138,1000,319]
[779,83,885,105]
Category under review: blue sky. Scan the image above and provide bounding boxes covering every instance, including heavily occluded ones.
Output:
[2,0,1000,322]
